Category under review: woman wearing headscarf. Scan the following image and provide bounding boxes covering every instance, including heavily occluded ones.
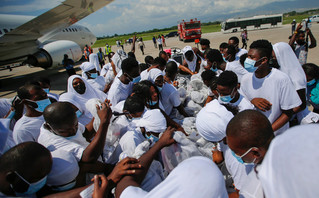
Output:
[66,75,107,121]
[80,62,107,93]
[89,53,101,73]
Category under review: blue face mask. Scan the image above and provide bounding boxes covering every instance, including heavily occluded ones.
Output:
[157,86,163,92]
[14,172,47,195]
[244,58,258,73]
[90,73,98,79]
[230,148,256,166]
[76,110,82,118]
[211,66,218,72]
[146,133,159,143]
[27,98,51,113]
[132,75,141,83]
[307,79,316,86]
[219,95,234,103]
[43,88,50,94]
[147,100,158,106]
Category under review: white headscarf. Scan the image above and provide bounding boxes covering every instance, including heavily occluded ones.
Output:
[273,42,307,90]
[111,49,128,72]
[122,156,228,198]
[47,149,79,191]
[89,53,101,73]
[182,46,197,72]
[67,75,107,111]
[259,124,319,198]
[196,99,234,142]
[80,62,96,79]
[59,92,92,125]
[135,109,167,133]
[147,68,164,84]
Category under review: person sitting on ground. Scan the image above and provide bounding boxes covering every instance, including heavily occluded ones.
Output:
[216,71,254,112]
[240,40,301,135]
[0,142,52,197]
[228,36,248,61]
[108,57,141,106]
[206,49,248,83]
[80,62,108,93]
[13,84,51,144]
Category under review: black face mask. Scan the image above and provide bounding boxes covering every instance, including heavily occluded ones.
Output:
[74,83,86,94]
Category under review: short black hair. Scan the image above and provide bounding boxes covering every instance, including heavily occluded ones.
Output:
[127,52,136,59]
[296,30,305,37]
[206,49,223,63]
[239,53,248,67]
[217,71,238,88]
[201,70,216,82]
[133,80,159,105]
[249,39,273,60]
[144,55,154,65]
[229,36,239,44]
[203,48,213,57]
[123,94,145,114]
[200,38,210,46]
[121,57,139,74]
[139,63,149,72]
[226,110,274,150]
[43,102,76,129]
[153,57,167,69]
[17,84,42,100]
[166,61,178,77]
[302,63,319,79]
[185,51,194,61]
[225,45,236,56]
[219,42,228,49]
[0,142,52,174]
[159,51,167,58]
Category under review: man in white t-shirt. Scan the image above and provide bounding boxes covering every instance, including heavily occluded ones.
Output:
[240,39,301,135]
[108,57,141,106]
[216,71,254,112]
[228,36,248,61]
[38,101,112,165]
[206,49,248,83]
[13,84,51,144]
[226,110,275,198]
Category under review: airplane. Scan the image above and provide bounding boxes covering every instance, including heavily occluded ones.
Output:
[0,0,114,69]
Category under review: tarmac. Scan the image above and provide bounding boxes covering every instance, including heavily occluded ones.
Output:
[0,23,318,99]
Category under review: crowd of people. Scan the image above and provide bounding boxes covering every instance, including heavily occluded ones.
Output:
[1,25,319,198]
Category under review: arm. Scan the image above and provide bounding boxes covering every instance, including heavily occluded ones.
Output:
[81,101,112,163]
[176,104,189,117]
[204,96,215,106]
[159,108,186,135]
[111,61,117,76]
[272,109,294,132]
[306,28,317,48]
[289,23,302,47]
[179,61,194,75]
[293,89,307,113]
[250,98,272,112]
[131,34,136,53]
[115,127,176,198]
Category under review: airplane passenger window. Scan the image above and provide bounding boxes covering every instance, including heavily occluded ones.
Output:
[69,28,72,32]
[66,29,69,32]
[63,29,65,32]
[4,29,8,33]
[72,28,75,31]
[75,28,77,32]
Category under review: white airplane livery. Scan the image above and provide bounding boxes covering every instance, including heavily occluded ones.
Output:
[0,0,114,69]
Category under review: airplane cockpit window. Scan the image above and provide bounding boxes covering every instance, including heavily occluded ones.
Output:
[85,27,90,32]
[4,29,8,33]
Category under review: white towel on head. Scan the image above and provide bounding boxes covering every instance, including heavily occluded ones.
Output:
[111,49,128,72]
[80,62,96,78]
[182,46,197,72]
[273,42,307,90]
[89,53,101,73]
[147,68,164,84]
[47,149,79,191]
[196,99,234,142]
[259,124,319,198]
[135,109,166,133]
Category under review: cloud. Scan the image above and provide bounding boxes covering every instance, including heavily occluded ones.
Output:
[80,0,290,36]
[0,0,61,14]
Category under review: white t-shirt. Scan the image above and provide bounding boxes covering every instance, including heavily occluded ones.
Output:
[160,83,181,116]
[240,68,301,135]
[13,115,44,144]
[0,98,12,118]
[100,63,111,77]
[108,76,133,106]
[225,61,248,83]
[229,94,255,112]
[220,142,254,191]
[235,48,248,61]
[38,123,88,162]
[239,167,264,198]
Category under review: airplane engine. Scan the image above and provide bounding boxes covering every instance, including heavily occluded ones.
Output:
[26,40,83,69]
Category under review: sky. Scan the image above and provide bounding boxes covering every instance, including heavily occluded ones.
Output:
[0,0,317,37]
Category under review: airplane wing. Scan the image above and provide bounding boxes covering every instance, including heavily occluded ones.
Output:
[0,0,114,65]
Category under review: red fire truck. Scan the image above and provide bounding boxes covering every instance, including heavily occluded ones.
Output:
[178,18,202,41]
